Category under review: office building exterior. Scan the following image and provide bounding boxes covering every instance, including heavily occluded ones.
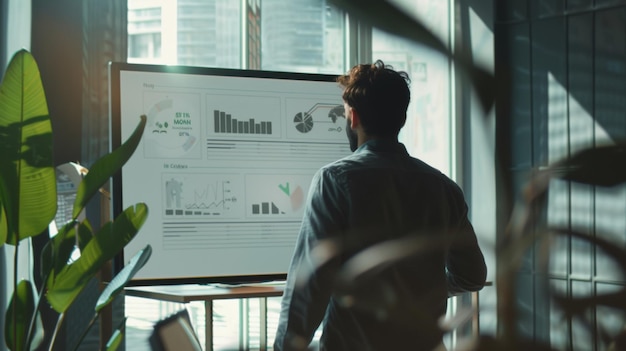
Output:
[128,0,342,73]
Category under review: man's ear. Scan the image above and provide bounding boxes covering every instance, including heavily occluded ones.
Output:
[350,109,360,129]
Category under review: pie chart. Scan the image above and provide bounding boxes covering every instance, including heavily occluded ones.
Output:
[294,112,314,133]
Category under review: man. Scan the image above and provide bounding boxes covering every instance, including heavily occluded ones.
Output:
[274,60,487,351]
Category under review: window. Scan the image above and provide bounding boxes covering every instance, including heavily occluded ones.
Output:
[128,33,162,59]
[373,0,453,177]
[128,2,162,63]
[124,0,457,350]
[127,0,345,73]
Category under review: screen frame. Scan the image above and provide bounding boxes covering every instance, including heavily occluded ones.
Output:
[108,62,341,286]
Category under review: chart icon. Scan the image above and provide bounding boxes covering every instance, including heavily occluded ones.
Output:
[328,105,345,123]
[245,174,310,218]
[143,92,201,159]
[214,109,273,135]
[290,102,345,136]
[294,112,314,133]
[163,174,242,218]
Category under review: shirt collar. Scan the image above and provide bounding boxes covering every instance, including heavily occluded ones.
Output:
[354,138,409,155]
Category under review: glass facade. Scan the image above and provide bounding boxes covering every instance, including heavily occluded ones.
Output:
[127,0,344,73]
[260,0,344,73]
[128,1,163,63]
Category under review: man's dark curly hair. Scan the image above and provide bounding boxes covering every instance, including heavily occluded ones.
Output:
[337,60,411,138]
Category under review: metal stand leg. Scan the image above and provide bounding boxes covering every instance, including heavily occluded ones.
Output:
[239,299,250,350]
[205,300,213,351]
[260,298,268,351]
[471,291,480,336]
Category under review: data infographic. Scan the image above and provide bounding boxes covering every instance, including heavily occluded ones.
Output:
[114,66,350,281]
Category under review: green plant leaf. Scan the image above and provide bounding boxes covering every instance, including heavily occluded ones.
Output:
[105,329,124,351]
[96,245,152,312]
[72,115,146,219]
[41,220,95,284]
[0,206,6,246]
[4,280,42,351]
[551,143,626,187]
[46,203,148,313]
[0,49,56,245]
[75,220,94,252]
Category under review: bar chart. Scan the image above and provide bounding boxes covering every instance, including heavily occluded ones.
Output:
[213,109,273,135]
[251,201,284,215]
[245,174,309,219]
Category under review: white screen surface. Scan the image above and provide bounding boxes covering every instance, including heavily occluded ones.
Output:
[110,64,350,283]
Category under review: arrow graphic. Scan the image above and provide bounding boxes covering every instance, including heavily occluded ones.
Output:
[278,182,290,196]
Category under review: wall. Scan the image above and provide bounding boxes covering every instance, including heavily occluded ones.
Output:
[29,1,128,349]
[495,0,626,349]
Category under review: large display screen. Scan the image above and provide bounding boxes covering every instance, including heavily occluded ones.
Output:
[109,63,350,284]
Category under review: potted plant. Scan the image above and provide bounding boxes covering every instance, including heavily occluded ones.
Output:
[1,50,151,351]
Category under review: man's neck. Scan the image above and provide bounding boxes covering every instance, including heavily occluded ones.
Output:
[357,135,398,148]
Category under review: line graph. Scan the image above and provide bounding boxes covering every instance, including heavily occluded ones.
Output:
[163,174,242,218]
[186,180,236,210]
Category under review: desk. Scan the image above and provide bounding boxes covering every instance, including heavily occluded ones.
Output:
[125,284,284,351]
[127,283,489,350]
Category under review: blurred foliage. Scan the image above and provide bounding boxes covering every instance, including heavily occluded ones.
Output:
[325,1,626,350]
[490,142,626,351]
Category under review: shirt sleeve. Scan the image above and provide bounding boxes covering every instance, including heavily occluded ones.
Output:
[445,187,487,295]
[274,167,347,350]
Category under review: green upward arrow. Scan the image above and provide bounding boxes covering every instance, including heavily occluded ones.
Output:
[278,182,290,196]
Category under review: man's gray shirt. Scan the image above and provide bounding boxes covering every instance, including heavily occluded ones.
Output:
[275,139,487,351]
